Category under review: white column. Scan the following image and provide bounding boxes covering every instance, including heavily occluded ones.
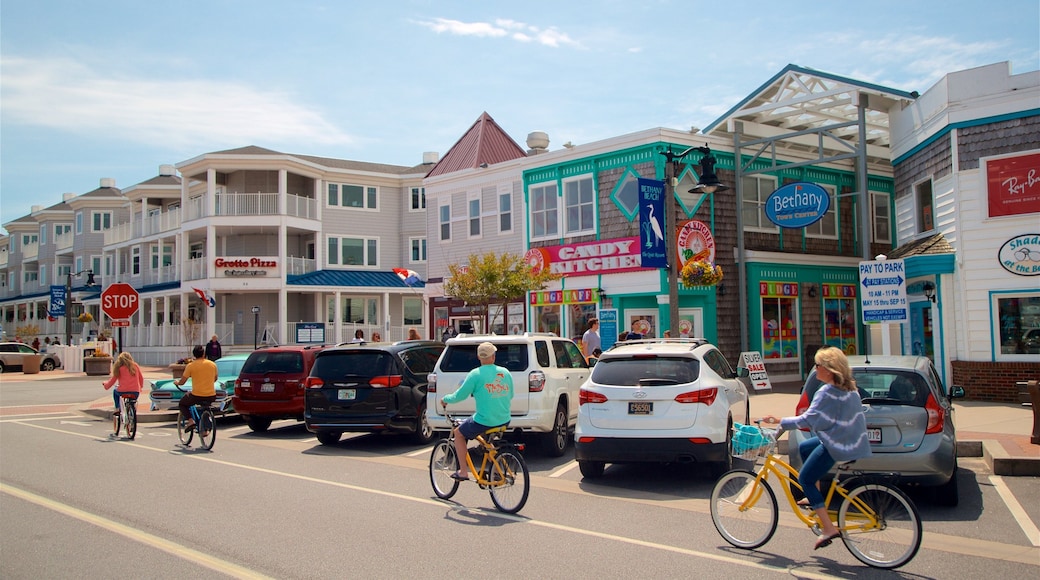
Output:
[279,287,288,344]
[279,169,287,214]
[383,292,391,338]
[207,167,217,216]
[334,291,342,344]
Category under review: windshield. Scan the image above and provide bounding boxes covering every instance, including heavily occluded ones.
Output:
[440,344,529,372]
[804,369,929,406]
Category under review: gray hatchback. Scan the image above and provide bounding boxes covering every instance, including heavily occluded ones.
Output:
[787,355,964,506]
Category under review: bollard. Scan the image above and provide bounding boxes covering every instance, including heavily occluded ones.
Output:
[1028,380,1040,445]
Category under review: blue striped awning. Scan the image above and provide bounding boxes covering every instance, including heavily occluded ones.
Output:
[287,269,424,288]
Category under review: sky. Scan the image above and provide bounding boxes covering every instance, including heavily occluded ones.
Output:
[2,0,1038,232]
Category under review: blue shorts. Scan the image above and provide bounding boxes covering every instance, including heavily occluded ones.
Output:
[458,418,507,440]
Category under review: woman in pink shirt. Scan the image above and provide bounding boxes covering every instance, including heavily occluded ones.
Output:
[102,352,144,418]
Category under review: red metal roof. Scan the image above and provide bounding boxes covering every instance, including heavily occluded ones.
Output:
[425,112,528,178]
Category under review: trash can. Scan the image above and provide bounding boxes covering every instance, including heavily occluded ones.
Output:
[22,354,43,374]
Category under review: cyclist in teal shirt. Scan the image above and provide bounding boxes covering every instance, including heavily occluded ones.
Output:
[441,342,514,480]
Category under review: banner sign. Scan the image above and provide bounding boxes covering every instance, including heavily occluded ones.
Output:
[986,151,1040,217]
[765,182,831,228]
[49,285,67,317]
[637,178,668,269]
[598,309,618,351]
[525,237,647,276]
[529,288,600,306]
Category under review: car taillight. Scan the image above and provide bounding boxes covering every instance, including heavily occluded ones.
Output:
[795,392,811,431]
[370,375,402,388]
[529,370,546,392]
[925,392,945,434]
[428,373,437,393]
[305,377,324,389]
[580,388,608,405]
[675,388,717,405]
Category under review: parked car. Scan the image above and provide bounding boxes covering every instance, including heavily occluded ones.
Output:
[304,340,444,445]
[574,338,750,479]
[148,352,250,412]
[0,342,62,372]
[787,355,965,506]
[232,345,327,432]
[427,333,589,456]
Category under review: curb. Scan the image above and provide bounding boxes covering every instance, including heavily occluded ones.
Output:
[982,438,1040,476]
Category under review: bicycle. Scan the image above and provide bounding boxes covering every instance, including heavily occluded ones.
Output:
[111,393,138,440]
[174,386,217,451]
[709,422,922,569]
[429,412,530,514]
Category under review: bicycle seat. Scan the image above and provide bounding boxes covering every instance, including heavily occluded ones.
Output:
[119,393,139,399]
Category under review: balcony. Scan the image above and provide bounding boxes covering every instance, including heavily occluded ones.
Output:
[185,192,318,221]
[287,257,317,276]
[55,232,74,251]
[0,252,8,268]
[105,207,183,245]
[22,243,39,261]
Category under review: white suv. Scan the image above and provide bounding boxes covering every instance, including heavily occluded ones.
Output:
[575,339,750,479]
[427,333,589,456]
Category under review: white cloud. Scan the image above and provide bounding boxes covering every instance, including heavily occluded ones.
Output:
[1,56,354,149]
[415,17,582,48]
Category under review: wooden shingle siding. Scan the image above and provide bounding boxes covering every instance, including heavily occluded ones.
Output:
[957,116,1040,170]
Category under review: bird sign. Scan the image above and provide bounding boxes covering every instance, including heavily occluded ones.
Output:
[637,178,667,268]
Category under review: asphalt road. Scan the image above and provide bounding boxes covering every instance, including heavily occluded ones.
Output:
[2,377,1038,579]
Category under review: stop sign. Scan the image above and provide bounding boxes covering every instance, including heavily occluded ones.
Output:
[101,283,140,320]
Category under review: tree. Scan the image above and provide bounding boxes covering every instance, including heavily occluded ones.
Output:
[443,251,559,332]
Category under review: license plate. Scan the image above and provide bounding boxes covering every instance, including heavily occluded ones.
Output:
[867,428,882,443]
[261,383,275,393]
[338,389,356,400]
[628,401,653,415]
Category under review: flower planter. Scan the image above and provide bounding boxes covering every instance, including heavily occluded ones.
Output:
[84,357,112,376]
[169,364,187,379]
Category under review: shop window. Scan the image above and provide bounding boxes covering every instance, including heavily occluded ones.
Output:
[996,293,1040,356]
[760,283,799,359]
[569,303,598,342]
[403,297,423,325]
[534,305,561,336]
[490,303,524,335]
[823,289,858,355]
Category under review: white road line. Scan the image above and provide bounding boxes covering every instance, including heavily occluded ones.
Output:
[990,475,1040,547]
[550,460,579,478]
[1,483,275,580]
[0,414,82,423]
[406,447,431,457]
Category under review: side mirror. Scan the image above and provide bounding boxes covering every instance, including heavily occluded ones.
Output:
[735,367,750,378]
[949,385,965,399]
[587,358,598,367]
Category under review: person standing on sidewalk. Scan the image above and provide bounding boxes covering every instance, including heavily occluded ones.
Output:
[102,352,144,419]
[205,335,222,361]
[175,345,218,430]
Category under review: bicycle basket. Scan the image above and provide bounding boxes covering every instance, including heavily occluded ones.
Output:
[732,423,775,461]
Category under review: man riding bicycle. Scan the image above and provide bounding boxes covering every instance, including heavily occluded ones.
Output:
[440,342,514,481]
[175,345,219,432]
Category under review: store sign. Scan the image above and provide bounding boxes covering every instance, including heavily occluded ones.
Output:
[759,281,800,297]
[998,233,1040,276]
[764,182,830,228]
[740,351,773,391]
[214,257,278,277]
[986,151,1040,217]
[529,288,600,306]
[638,178,668,268]
[676,220,716,267]
[822,283,857,298]
[524,237,647,276]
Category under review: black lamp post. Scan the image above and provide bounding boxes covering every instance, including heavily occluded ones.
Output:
[65,269,96,346]
[251,306,260,350]
[660,146,729,336]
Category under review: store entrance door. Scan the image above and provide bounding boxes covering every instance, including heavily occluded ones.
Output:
[909,302,934,359]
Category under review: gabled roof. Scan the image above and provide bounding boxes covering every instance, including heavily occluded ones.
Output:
[425,112,528,178]
[199,145,420,175]
[703,64,917,165]
[287,269,425,288]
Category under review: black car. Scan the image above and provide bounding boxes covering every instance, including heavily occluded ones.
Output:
[304,340,444,446]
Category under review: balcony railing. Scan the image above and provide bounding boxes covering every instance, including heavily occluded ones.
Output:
[22,243,39,261]
[286,193,318,219]
[286,257,317,276]
[0,252,7,268]
[183,257,207,281]
[106,207,184,245]
[55,232,74,251]
[183,192,318,221]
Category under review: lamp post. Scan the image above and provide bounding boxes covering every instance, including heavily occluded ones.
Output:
[65,269,96,346]
[660,146,728,336]
[251,306,260,350]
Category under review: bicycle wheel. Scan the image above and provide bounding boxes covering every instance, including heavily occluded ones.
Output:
[488,450,530,514]
[177,411,194,446]
[429,439,459,499]
[112,408,122,437]
[124,401,137,440]
[198,409,217,450]
[710,469,778,549]
[838,481,921,569]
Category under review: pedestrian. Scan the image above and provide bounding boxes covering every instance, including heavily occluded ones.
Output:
[408,328,421,340]
[372,332,382,342]
[441,325,457,342]
[581,318,600,359]
[351,329,365,343]
[205,334,222,361]
[32,337,40,351]
[102,351,144,423]
[52,337,61,345]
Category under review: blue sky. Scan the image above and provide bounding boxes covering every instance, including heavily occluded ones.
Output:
[2,0,1038,232]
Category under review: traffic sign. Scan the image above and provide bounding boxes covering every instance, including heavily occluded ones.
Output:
[110,320,130,327]
[101,283,140,320]
[858,259,909,323]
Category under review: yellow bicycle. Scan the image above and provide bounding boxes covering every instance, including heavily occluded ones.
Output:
[709,422,922,569]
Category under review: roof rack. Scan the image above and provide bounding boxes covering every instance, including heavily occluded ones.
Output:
[608,337,709,349]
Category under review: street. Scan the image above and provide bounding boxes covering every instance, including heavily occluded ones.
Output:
[2,377,1038,579]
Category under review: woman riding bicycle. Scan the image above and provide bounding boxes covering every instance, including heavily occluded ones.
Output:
[767,346,872,550]
[439,342,513,481]
[175,345,219,431]
[102,351,144,419]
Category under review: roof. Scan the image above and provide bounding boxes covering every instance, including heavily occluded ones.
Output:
[425,112,528,178]
[287,269,425,288]
[887,232,954,258]
[205,145,421,175]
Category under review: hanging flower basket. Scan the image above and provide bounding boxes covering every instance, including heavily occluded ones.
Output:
[78,312,94,323]
[680,260,724,287]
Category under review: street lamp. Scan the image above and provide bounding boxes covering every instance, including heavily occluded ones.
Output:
[251,306,261,350]
[661,146,729,336]
[65,269,96,346]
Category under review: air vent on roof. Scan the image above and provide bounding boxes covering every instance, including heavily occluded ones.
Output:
[159,164,176,176]
[527,131,549,155]
[422,152,439,165]
[100,178,116,188]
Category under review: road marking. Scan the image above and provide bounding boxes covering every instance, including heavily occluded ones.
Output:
[0,415,82,423]
[0,483,275,580]
[990,475,1040,547]
[406,448,430,457]
[549,460,579,478]
[59,420,94,426]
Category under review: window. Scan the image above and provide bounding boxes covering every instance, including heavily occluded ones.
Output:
[403,297,423,325]
[468,197,481,238]
[54,224,71,238]
[151,245,173,268]
[131,246,141,275]
[328,236,378,266]
[40,225,46,245]
[915,179,934,232]
[409,238,427,263]
[490,302,525,335]
[328,182,378,209]
[24,271,38,283]
[439,204,451,242]
[499,191,512,233]
[91,255,102,275]
[563,176,595,235]
[22,234,38,246]
[39,265,47,286]
[741,175,780,231]
[76,212,83,234]
[613,172,640,218]
[871,191,892,243]
[823,287,858,353]
[760,283,799,359]
[529,182,559,240]
[330,297,378,324]
[91,211,112,232]
[57,264,70,279]
[996,293,1040,357]
[410,187,426,211]
[804,185,837,238]
[75,257,83,273]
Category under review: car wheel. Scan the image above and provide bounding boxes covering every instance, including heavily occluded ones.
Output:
[0,361,5,373]
[246,416,272,432]
[41,359,56,372]
[412,405,435,445]
[578,460,605,479]
[316,431,341,446]
[542,402,568,457]
[935,459,960,507]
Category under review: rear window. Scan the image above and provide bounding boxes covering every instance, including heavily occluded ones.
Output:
[311,351,393,380]
[440,344,529,372]
[241,351,305,374]
[804,369,929,406]
[591,356,700,386]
